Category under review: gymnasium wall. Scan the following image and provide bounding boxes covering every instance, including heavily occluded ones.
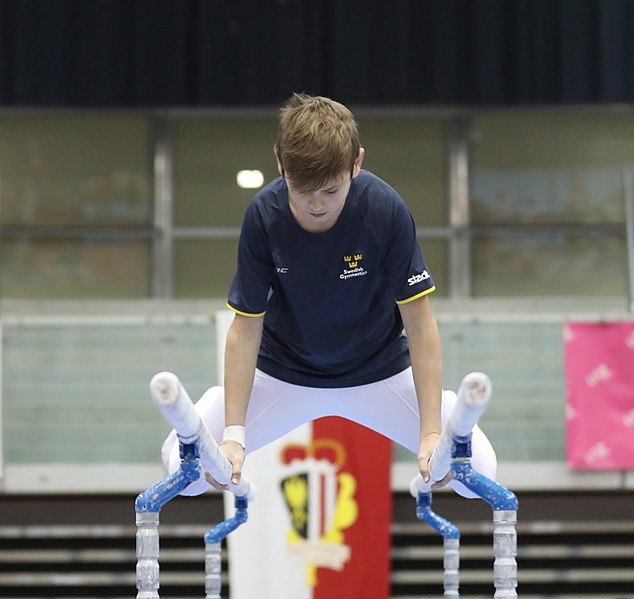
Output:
[1,0,633,495]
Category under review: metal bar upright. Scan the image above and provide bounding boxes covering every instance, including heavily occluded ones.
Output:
[416,491,460,598]
[451,434,519,598]
[204,494,249,599]
[134,441,202,599]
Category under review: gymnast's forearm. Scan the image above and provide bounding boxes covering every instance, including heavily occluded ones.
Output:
[223,313,264,428]
[399,297,442,440]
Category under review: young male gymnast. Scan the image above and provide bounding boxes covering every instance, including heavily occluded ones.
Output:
[163,93,496,498]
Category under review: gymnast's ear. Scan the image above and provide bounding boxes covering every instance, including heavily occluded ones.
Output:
[352,147,365,178]
[274,145,284,177]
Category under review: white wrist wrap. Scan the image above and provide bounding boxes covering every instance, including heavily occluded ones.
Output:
[223,425,246,449]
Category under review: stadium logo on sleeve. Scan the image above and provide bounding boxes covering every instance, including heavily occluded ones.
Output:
[407,270,430,286]
[340,254,367,280]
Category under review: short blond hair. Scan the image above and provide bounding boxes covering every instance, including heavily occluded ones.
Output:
[275,93,361,190]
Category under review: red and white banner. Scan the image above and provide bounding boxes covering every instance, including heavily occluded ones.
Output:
[227,417,392,598]
[564,321,634,469]
[304,417,391,598]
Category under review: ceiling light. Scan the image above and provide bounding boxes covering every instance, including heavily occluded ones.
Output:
[236,170,264,189]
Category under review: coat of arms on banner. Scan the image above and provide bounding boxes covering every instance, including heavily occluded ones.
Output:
[279,439,358,586]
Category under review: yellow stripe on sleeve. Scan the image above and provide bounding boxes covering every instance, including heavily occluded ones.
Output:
[395,286,436,305]
[226,303,266,317]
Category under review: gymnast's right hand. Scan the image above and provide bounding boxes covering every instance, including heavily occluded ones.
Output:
[220,440,245,485]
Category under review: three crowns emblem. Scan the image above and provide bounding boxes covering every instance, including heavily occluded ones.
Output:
[344,254,363,268]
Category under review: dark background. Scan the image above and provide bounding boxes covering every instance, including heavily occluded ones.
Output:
[1,0,633,107]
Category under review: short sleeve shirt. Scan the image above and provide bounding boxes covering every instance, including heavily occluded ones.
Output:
[227,170,435,388]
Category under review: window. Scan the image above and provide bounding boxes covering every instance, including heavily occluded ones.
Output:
[0,114,152,298]
[1,109,631,302]
[469,111,633,297]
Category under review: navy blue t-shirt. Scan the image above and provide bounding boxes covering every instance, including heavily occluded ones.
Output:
[227,170,435,388]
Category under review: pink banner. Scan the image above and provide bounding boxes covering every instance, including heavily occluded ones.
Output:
[565,321,634,469]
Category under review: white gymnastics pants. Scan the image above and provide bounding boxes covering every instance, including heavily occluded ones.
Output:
[162,367,497,499]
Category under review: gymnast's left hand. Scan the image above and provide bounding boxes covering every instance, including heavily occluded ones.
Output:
[221,440,245,485]
[418,432,452,490]
[204,440,245,491]
[418,433,440,483]
[418,432,440,484]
